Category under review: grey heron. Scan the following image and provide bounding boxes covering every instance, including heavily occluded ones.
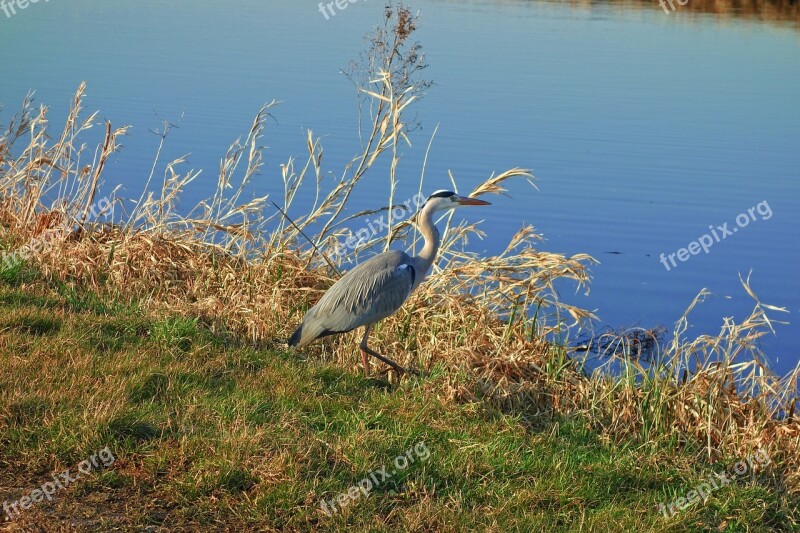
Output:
[288,190,490,376]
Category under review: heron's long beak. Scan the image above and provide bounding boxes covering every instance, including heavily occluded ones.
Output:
[456,196,491,206]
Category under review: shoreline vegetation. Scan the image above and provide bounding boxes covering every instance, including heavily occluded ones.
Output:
[1,4,798,530]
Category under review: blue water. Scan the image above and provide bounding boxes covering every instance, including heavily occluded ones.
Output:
[1,0,798,374]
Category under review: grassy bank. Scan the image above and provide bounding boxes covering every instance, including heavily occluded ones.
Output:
[1,4,798,530]
[0,272,795,531]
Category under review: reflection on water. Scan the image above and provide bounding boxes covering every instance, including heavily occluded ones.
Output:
[563,0,799,25]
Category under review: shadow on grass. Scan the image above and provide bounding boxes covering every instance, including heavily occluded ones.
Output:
[104,413,162,443]
[0,313,62,336]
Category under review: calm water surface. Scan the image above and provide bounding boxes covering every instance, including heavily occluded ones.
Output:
[1,0,798,373]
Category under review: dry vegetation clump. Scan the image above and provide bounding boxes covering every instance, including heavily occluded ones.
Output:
[1,2,797,499]
[580,283,800,482]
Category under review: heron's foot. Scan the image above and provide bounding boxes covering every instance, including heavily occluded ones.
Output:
[360,344,421,378]
[375,364,422,378]
[403,366,422,377]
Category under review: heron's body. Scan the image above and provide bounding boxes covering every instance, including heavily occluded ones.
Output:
[288,191,489,375]
[288,250,419,348]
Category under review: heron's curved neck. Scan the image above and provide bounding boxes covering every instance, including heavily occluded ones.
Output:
[416,203,440,273]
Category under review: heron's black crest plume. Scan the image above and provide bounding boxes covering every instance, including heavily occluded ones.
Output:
[420,190,457,210]
[271,201,342,278]
[427,190,456,200]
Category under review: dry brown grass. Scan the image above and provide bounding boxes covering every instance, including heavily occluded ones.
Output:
[1,2,797,501]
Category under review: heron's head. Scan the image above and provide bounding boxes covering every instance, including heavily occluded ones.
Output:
[422,190,491,212]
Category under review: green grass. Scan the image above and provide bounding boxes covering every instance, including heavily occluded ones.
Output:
[0,272,796,531]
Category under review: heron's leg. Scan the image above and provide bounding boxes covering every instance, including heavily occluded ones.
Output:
[360,325,373,376]
[360,346,370,377]
[360,325,408,375]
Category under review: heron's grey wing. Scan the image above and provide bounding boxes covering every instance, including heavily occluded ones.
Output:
[311,250,416,334]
